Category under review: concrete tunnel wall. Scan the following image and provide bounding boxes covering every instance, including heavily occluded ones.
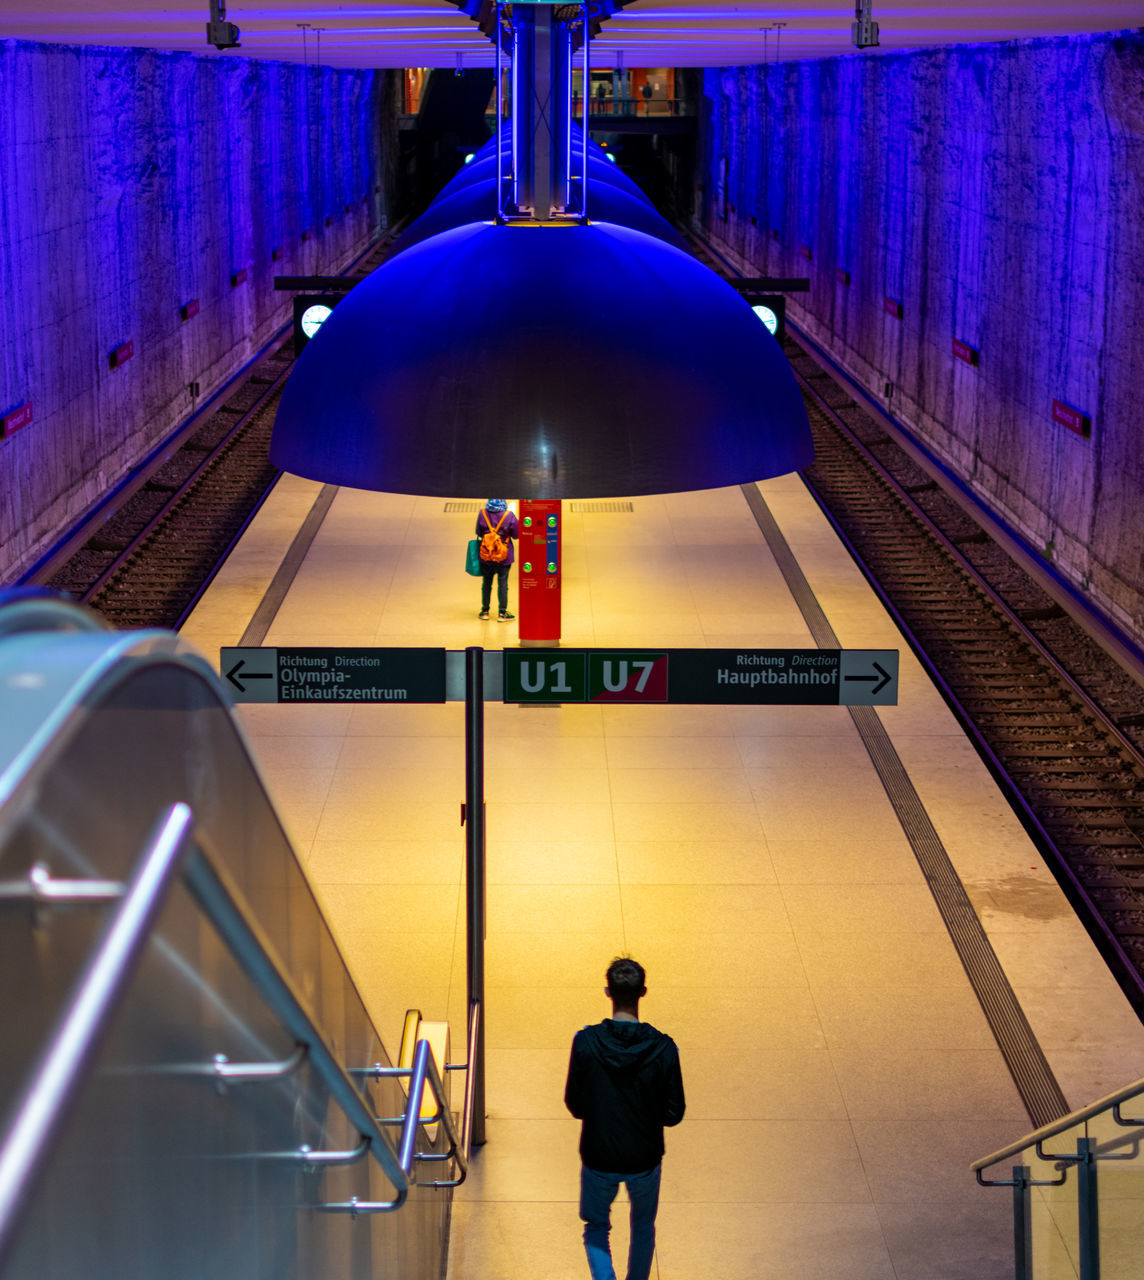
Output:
[699,30,1144,648]
[0,39,396,581]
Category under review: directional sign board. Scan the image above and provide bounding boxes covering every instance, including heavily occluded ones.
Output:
[503,649,898,706]
[221,648,446,704]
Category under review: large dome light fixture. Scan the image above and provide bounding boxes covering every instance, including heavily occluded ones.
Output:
[270,220,813,498]
[270,0,813,499]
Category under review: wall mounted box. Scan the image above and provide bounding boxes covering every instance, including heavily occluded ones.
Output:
[230,268,247,287]
[1,403,32,438]
[344,203,352,214]
[771,228,781,242]
[884,297,903,319]
[799,245,812,260]
[180,298,200,321]
[952,338,978,366]
[1052,399,1091,438]
[301,229,311,242]
[272,246,284,261]
[325,215,333,227]
[109,340,134,370]
[835,268,851,286]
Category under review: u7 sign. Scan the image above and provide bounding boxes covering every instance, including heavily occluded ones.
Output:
[502,649,897,706]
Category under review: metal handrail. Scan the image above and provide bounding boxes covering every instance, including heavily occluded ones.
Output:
[180,835,413,1209]
[0,804,196,1270]
[0,800,462,1264]
[973,1073,1144,1175]
[430,998,480,1186]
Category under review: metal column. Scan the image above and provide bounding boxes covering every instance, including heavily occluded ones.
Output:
[1076,1138,1100,1280]
[1011,1167,1032,1280]
[464,646,487,1145]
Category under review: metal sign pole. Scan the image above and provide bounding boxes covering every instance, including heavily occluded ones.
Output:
[581,0,589,220]
[495,1,503,221]
[464,646,487,1145]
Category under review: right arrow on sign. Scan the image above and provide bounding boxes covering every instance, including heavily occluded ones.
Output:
[843,662,892,696]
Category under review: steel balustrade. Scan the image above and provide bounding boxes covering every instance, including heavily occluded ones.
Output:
[0,801,474,1264]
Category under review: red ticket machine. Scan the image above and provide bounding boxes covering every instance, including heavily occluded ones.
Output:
[517,499,562,645]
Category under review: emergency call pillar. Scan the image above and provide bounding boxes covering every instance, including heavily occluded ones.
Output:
[517,499,562,645]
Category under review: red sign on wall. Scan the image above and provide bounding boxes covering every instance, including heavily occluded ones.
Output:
[230,268,248,287]
[799,244,813,260]
[952,338,979,367]
[109,341,134,370]
[1052,399,1091,439]
[1,402,32,437]
[884,297,903,319]
[180,298,200,321]
[835,268,851,286]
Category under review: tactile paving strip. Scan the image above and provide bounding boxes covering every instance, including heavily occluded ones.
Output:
[741,481,1069,1128]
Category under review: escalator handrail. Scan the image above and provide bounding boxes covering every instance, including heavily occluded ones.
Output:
[0,805,197,1269]
[0,801,428,1268]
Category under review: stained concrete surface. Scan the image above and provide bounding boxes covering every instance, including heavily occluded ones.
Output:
[702,30,1144,649]
[0,39,394,580]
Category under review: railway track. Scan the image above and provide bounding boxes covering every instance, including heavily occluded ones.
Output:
[39,233,403,630]
[38,222,1144,1011]
[785,339,1144,1012]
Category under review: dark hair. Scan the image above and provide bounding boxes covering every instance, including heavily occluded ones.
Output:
[606,956,646,1003]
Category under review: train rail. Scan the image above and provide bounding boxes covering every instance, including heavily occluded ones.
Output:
[784,338,1144,1012]
[34,220,1144,1010]
[36,233,404,630]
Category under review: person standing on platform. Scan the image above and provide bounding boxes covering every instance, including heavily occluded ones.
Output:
[564,957,685,1280]
[476,498,518,622]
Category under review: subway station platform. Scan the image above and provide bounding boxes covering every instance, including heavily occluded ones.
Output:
[182,470,1144,1280]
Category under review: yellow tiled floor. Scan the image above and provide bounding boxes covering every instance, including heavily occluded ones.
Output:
[182,474,1144,1280]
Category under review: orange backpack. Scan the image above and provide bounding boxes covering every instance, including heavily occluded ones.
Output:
[479,507,510,563]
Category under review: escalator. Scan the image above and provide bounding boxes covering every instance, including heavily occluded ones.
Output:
[0,594,473,1279]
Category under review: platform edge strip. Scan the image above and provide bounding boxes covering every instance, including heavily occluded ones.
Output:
[740,481,1069,1128]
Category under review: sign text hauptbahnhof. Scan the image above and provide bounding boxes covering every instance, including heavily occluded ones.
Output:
[221,647,898,707]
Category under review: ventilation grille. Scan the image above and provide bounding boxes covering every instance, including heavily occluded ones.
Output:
[570,501,634,514]
[443,501,480,513]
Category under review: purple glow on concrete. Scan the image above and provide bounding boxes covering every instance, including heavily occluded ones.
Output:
[0,38,388,580]
[701,28,1144,645]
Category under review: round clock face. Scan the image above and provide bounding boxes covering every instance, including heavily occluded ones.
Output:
[752,304,778,336]
[301,303,333,339]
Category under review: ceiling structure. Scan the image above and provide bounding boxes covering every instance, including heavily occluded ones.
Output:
[1,0,1139,70]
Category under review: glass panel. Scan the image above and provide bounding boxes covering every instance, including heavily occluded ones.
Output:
[1089,1107,1144,1280]
[0,651,452,1280]
[1029,1119,1083,1280]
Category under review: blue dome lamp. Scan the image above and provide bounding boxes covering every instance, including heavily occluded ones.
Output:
[270,1,813,498]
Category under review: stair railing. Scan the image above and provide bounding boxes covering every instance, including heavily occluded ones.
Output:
[973,1074,1144,1280]
[0,801,469,1266]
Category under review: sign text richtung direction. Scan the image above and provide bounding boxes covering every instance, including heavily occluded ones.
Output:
[221,647,447,704]
[220,648,898,707]
[503,649,898,706]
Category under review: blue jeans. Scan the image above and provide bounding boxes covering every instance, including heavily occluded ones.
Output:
[580,1163,662,1280]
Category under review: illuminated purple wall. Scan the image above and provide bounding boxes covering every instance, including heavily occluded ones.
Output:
[0,39,394,580]
[700,31,1144,646]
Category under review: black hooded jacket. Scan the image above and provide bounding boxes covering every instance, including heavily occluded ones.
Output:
[564,1019,685,1173]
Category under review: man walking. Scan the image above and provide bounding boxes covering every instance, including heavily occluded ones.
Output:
[564,957,685,1280]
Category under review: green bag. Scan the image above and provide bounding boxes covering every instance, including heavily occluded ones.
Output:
[465,538,482,576]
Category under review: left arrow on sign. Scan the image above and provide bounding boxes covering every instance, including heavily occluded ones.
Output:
[225,659,275,693]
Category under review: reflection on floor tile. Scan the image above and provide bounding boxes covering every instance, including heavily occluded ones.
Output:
[185,481,1144,1280]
